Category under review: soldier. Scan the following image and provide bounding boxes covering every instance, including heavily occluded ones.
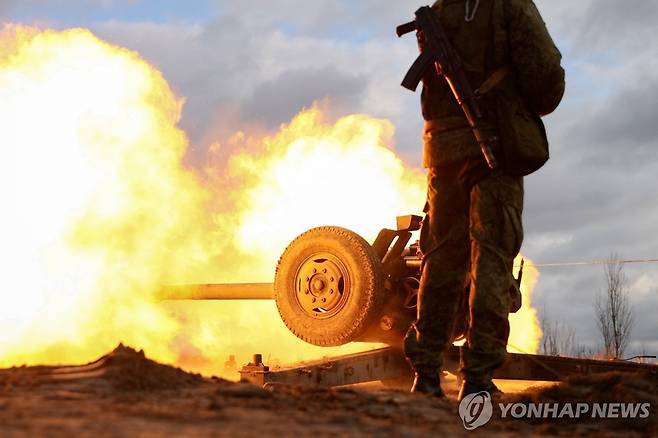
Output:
[403,0,565,400]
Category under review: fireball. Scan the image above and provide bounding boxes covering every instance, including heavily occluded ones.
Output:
[0,25,211,366]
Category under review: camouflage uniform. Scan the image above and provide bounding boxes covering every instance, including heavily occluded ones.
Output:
[404,0,564,385]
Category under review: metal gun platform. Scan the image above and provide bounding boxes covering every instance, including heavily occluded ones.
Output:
[239,346,658,388]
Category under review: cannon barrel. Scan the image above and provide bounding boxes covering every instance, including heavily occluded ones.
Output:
[160,283,274,300]
[404,258,421,269]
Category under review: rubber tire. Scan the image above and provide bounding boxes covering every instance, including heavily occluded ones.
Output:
[274,226,386,346]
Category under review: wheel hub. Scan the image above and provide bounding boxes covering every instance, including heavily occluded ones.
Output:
[295,253,349,318]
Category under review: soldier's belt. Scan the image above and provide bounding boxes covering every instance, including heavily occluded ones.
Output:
[424,117,471,134]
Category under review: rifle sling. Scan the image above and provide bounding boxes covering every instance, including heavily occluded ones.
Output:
[424,65,509,133]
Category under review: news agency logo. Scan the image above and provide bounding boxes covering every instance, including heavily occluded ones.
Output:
[498,402,651,420]
[458,391,652,431]
[458,391,493,430]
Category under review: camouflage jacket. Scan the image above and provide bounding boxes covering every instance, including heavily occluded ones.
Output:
[421,0,565,167]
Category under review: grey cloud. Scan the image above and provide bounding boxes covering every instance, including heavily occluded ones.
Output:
[1,0,132,18]
[242,66,367,128]
[524,58,658,261]
[211,0,415,39]
[92,15,419,147]
[590,76,658,148]
[93,18,267,142]
[580,0,658,51]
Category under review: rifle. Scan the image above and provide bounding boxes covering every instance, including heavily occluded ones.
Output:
[397,6,498,170]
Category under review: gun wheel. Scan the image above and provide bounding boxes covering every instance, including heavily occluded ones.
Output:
[274,226,386,346]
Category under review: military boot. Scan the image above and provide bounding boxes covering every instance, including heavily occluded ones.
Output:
[458,378,502,402]
[410,372,445,398]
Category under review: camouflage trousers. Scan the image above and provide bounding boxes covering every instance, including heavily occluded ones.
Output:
[404,160,524,382]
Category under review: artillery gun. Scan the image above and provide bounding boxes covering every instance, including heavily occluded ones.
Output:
[163,215,429,347]
[162,217,658,387]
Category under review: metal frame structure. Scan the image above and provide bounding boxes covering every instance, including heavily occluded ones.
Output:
[238,346,658,388]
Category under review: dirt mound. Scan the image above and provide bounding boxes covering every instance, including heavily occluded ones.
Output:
[520,371,657,404]
[504,372,657,433]
[85,344,205,391]
[0,344,204,392]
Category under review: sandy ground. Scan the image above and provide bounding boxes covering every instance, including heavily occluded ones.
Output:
[0,346,655,437]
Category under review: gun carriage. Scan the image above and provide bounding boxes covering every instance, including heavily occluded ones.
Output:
[162,217,658,387]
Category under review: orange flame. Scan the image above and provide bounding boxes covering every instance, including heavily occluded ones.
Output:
[509,256,542,354]
[0,25,542,376]
[0,25,212,366]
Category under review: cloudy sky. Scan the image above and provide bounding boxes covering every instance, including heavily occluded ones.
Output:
[3,0,657,356]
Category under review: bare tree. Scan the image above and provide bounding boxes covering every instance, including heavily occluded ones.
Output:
[595,254,634,359]
[540,307,578,356]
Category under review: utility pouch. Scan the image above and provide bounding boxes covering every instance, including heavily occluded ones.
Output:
[493,85,549,176]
